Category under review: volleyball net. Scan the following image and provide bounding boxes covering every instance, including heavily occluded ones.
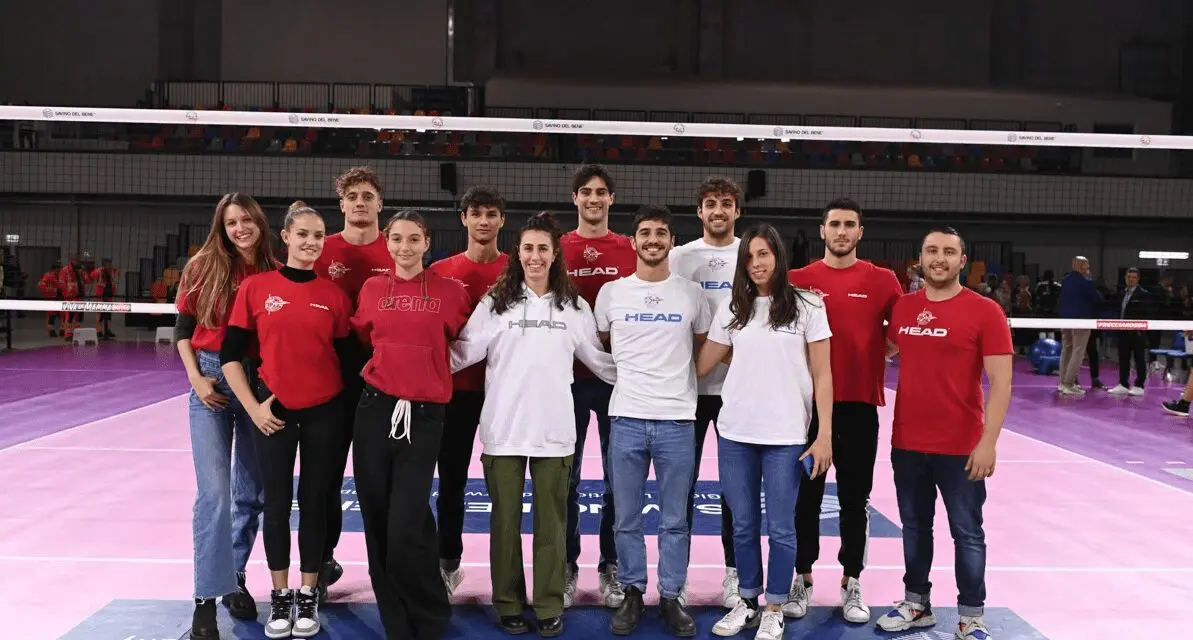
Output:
[0,104,1192,341]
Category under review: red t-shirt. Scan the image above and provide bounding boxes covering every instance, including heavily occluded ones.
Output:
[560,230,636,379]
[227,271,352,410]
[887,287,1013,455]
[788,260,902,407]
[176,262,271,353]
[351,271,472,404]
[314,233,392,308]
[429,251,510,392]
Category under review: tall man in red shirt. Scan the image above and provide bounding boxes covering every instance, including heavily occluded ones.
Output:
[427,185,509,594]
[560,163,637,609]
[877,227,1011,640]
[313,166,393,594]
[786,199,902,624]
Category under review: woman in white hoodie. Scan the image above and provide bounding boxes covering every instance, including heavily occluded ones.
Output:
[451,212,616,637]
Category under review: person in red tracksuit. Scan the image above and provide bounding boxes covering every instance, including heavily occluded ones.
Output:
[38,263,61,337]
[92,258,118,339]
[58,255,84,340]
[312,165,393,593]
[350,210,471,640]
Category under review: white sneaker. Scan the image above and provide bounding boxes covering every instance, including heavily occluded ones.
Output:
[780,576,812,619]
[840,577,871,623]
[1128,386,1145,396]
[754,610,785,640]
[598,565,624,608]
[1108,384,1130,395]
[441,567,464,597]
[712,600,759,637]
[876,600,936,632]
[957,615,993,639]
[722,568,742,609]
[264,589,294,639]
[562,564,577,609]
[291,586,321,638]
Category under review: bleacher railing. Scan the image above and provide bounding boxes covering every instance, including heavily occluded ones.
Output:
[150,80,476,116]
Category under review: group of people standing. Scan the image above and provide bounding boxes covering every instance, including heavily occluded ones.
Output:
[177,163,1012,640]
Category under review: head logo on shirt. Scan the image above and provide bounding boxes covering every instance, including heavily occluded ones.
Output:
[582,246,602,263]
[264,295,289,314]
[371,267,391,274]
[327,261,349,280]
[899,308,948,337]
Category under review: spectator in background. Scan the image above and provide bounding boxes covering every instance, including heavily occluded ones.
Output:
[994,280,1012,315]
[906,265,923,293]
[1057,257,1104,396]
[1034,270,1061,318]
[1109,267,1150,396]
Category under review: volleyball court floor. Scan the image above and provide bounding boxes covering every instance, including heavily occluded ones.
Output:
[2,342,1192,640]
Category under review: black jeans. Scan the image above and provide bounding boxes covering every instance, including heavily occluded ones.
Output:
[794,401,880,578]
[251,381,343,574]
[1118,330,1148,388]
[354,384,451,640]
[324,351,368,561]
[566,377,617,572]
[435,389,484,563]
[688,394,735,568]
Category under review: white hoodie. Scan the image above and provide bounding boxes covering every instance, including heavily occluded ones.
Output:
[450,285,616,458]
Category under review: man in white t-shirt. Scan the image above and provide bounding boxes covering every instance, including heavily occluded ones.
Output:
[668,175,743,608]
[594,205,711,637]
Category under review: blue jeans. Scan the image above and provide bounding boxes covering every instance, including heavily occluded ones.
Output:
[717,437,801,605]
[188,350,265,599]
[609,416,695,599]
[890,448,987,617]
[566,378,617,572]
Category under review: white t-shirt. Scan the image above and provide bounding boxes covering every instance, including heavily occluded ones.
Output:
[669,237,740,395]
[707,291,832,445]
[594,273,712,421]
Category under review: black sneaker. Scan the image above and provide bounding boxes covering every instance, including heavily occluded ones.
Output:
[316,557,343,604]
[189,598,219,639]
[292,586,322,638]
[264,589,294,639]
[1163,399,1191,417]
[221,571,257,620]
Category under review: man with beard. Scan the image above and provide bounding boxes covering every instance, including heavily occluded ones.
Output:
[877,227,1011,640]
[786,199,902,624]
[313,166,394,597]
[668,176,742,608]
[594,205,710,636]
[428,185,509,594]
[560,163,637,609]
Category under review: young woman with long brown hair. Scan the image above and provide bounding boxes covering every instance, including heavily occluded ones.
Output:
[174,193,277,639]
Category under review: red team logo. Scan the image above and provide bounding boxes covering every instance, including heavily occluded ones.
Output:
[898,308,948,337]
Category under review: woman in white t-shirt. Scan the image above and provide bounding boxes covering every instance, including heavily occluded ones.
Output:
[450,212,616,637]
[696,222,834,640]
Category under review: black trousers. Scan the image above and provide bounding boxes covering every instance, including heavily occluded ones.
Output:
[251,380,343,573]
[324,349,368,561]
[1087,330,1102,383]
[794,401,880,578]
[1118,330,1148,388]
[688,394,735,568]
[354,384,451,640]
[435,389,484,563]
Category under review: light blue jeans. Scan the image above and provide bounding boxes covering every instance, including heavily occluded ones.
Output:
[188,350,265,599]
[609,416,695,600]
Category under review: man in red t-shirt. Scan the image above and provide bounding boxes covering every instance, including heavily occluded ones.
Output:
[427,185,509,594]
[312,166,394,595]
[786,198,902,623]
[559,163,637,609]
[876,227,1012,640]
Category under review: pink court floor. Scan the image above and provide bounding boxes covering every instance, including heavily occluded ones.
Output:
[1,343,1192,639]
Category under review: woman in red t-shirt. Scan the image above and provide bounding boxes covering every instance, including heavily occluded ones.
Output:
[173,193,277,636]
[350,211,471,640]
[220,202,353,639]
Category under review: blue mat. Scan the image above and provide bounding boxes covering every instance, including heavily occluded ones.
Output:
[60,599,1047,639]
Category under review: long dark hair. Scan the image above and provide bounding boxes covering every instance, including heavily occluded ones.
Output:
[489,212,581,315]
[728,223,808,331]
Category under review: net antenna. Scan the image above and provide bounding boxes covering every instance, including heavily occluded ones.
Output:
[1138,250,1188,268]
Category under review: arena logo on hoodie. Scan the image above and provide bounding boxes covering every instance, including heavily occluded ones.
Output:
[377,294,442,313]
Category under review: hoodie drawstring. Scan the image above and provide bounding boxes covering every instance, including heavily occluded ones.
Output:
[390,398,412,442]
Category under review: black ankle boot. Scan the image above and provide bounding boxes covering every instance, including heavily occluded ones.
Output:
[221,571,257,620]
[498,614,529,635]
[659,597,695,637]
[539,616,563,637]
[190,598,219,639]
[611,585,645,635]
